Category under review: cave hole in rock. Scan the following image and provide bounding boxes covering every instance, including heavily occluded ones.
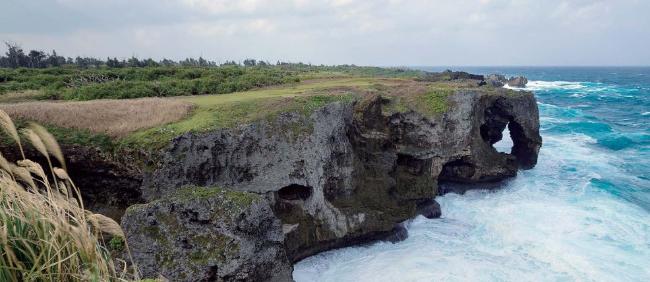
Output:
[438,158,476,184]
[278,184,312,201]
[437,157,478,195]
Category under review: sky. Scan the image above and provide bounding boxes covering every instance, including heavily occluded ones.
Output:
[1,0,649,66]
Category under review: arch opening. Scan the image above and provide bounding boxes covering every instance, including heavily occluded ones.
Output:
[278,184,312,201]
[493,124,514,153]
[480,104,518,155]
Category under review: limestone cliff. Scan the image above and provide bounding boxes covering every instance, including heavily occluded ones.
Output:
[1,78,541,281]
[119,85,541,280]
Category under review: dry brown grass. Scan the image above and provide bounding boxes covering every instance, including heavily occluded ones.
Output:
[0,98,194,137]
[0,90,43,103]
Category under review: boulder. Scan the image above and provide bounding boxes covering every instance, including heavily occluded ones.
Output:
[121,187,292,282]
[485,74,507,87]
[416,199,442,219]
[507,76,528,87]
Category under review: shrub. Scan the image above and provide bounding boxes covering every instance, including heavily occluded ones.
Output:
[0,64,422,101]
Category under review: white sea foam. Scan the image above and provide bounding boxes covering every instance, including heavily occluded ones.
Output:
[293,78,650,281]
[504,80,586,91]
[293,132,650,282]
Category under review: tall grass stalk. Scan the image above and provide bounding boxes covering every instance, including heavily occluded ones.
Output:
[0,111,24,159]
[0,110,136,281]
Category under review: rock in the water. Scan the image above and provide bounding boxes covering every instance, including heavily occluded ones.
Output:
[121,187,292,282]
[485,74,507,87]
[507,76,528,87]
[383,224,409,243]
[416,199,442,219]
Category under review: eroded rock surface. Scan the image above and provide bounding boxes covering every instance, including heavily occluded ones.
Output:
[140,87,542,264]
[486,74,507,87]
[507,76,529,87]
[121,187,292,282]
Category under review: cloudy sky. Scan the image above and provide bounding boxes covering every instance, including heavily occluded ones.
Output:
[1,0,648,66]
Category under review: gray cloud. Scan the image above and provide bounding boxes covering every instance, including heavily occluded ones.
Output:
[1,0,648,65]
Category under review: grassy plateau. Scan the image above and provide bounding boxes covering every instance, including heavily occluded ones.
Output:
[0,64,523,281]
[0,65,512,153]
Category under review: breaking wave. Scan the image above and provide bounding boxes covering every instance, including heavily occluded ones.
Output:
[294,67,650,282]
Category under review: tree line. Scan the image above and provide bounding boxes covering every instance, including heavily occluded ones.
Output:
[0,42,282,69]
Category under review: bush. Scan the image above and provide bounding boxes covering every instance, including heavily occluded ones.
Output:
[0,66,298,100]
[0,64,424,101]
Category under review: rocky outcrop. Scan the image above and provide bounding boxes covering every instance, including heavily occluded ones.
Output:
[507,76,529,87]
[417,70,484,82]
[121,187,292,281]
[135,87,541,268]
[486,74,507,87]
[0,74,542,281]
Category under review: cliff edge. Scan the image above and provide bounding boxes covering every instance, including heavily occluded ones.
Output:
[0,73,541,281]
[122,79,541,280]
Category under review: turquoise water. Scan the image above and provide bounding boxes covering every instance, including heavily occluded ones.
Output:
[293,67,650,281]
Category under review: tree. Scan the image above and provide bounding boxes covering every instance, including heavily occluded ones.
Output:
[243,58,256,67]
[75,56,87,68]
[28,50,46,68]
[198,57,207,67]
[48,50,65,67]
[4,42,27,68]
[143,58,159,67]
[127,56,141,67]
[106,57,115,67]
[160,58,176,67]
[180,58,198,66]
[222,60,239,66]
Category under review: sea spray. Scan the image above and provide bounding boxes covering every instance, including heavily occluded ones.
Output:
[294,67,650,282]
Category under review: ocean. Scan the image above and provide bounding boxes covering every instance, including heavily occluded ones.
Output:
[293,67,650,281]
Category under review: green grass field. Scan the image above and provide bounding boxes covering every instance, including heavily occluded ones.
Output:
[122,77,403,149]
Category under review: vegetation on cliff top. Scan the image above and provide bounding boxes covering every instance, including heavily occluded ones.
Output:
[121,78,377,149]
[1,56,523,153]
[0,42,419,102]
[0,66,299,100]
[0,61,419,101]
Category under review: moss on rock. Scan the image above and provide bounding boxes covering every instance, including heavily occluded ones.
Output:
[121,185,292,281]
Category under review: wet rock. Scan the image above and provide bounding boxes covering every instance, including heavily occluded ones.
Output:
[121,187,292,282]
[416,199,441,219]
[383,224,409,243]
[507,76,528,87]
